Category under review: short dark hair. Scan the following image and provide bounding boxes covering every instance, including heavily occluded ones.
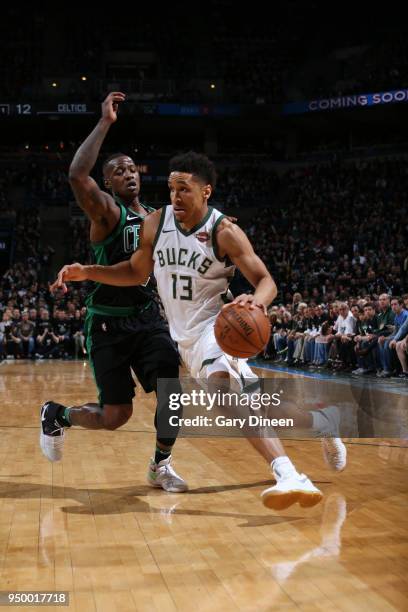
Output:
[102,152,130,174]
[364,302,375,310]
[169,151,217,189]
[391,296,403,305]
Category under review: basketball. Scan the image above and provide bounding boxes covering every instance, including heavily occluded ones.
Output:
[214,303,271,358]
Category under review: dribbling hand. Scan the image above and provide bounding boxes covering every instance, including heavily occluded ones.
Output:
[224,293,267,315]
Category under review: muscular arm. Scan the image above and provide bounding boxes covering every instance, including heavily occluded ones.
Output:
[68,119,114,222]
[52,209,161,290]
[68,92,125,224]
[217,219,277,307]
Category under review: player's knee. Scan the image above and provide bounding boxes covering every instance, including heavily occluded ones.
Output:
[102,404,133,430]
[208,370,230,393]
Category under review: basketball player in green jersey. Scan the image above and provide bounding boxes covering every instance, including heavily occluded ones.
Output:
[40,92,187,493]
[52,152,347,510]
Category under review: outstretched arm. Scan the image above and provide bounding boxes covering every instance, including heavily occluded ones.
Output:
[51,210,160,292]
[217,220,277,312]
[68,92,125,222]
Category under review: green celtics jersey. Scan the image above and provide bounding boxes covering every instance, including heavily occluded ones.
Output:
[86,199,156,315]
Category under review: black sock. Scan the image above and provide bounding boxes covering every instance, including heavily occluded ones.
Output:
[154,446,172,465]
[56,406,72,428]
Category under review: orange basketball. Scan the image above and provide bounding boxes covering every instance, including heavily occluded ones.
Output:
[214,303,271,358]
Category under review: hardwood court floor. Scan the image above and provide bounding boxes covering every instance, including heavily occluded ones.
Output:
[0,360,407,611]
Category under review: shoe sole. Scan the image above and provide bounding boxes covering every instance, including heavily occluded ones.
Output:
[323,459,347,472]
[261,489,323,510]
[147,476,188,493]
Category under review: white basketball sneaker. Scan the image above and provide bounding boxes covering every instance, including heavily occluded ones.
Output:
[321,437,347,472]
[40,401,68,462]
[312,405,347,472]
[147,456,188,492]
[261,473,323,510]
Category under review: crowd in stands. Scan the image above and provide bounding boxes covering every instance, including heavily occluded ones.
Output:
[0,168,18,220]
[0,256,87,361]
[262,293,408,379]
[29,167,71,205]
[219,156,408,380]
[0,176,11,219]
[231,158,408,299]
[70,217,90,264]
[0,251,87,360]
[216,165,282,207]
[15,160,71,206]
[0,201,86,361]
[1,153,408,379]
[0,300,87,361]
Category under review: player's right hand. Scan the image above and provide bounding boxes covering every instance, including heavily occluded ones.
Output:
[101,91,126,123]
[50,263,88,294]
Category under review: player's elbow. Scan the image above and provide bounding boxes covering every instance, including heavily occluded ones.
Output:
[122,261,140,285]
[68,169,87,184]
[131,268,147,286]
[129,254,152,286]
[270,278,278,301]
[68,172,80,185]
[262,273,277,304]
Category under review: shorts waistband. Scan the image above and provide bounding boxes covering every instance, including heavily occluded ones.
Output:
[87,301,152,317]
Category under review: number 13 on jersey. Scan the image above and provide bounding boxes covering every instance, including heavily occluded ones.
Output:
[172,274,193,300]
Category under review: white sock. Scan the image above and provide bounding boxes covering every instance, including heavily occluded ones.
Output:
[272,456,298,479]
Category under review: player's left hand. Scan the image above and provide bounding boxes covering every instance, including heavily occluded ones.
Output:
[226,293,267,315]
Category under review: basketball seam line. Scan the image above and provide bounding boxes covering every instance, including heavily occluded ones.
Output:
[218,310,263,352]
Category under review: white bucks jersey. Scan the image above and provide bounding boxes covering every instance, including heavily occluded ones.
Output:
[153,206,235,348]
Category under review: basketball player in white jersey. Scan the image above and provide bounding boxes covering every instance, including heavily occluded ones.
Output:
[53,152,346,510]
